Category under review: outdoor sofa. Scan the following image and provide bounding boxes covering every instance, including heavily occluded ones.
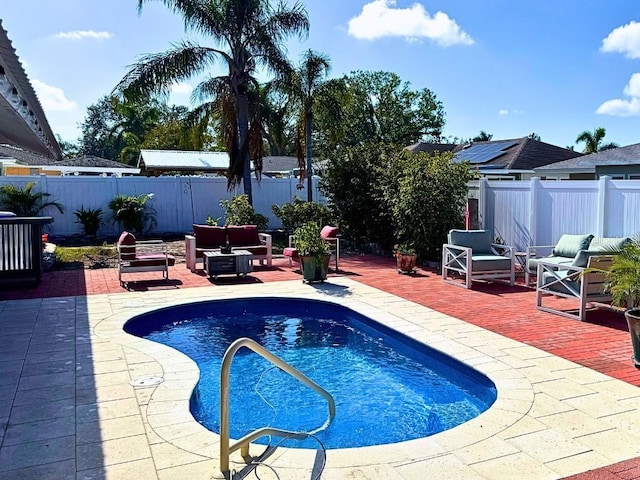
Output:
[185,224,272,272]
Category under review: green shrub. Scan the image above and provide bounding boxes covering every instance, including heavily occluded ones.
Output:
[220,194,268,230]
[271,198,332,233]
[0,182,64,216]
[73,206,103,237]
[108,193,157,233]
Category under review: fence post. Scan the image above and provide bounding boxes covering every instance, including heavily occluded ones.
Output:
[478,177,489,230]
[596,176,609,237]
[529,177,540,246]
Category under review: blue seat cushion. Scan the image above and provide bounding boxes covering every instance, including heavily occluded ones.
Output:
[448,229,493,254]
[470,254,512,272]
[528,256,573,272]
[588,236,631,252]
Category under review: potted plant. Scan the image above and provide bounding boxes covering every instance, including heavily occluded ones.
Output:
[293,221,331,283]
[599,237,640,368]
[394,243,417,274]
[74,206,103,238]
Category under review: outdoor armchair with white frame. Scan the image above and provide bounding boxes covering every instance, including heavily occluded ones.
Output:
[442,229,515,289]
[535,254,614,322]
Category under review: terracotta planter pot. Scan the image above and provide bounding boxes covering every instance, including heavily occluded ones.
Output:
[625,308,640,369]
[396,254,417,274]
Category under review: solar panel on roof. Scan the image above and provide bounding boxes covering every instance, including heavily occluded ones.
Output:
[454,141,517,164]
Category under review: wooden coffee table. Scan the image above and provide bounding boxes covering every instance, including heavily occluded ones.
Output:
[203,250,253,279]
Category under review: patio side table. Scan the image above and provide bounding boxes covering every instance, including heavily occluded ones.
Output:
[515,251,528,283]
[203,250,253,279]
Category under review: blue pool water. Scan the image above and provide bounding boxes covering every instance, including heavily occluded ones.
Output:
[125,298,496,449]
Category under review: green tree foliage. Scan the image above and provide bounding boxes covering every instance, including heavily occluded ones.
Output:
[314,71,445,154]
[116,0,309,205]
[219,194,268,230]
[576,127,619,153]
[472,130,493,142]
[56,135,81,159]
[0,182,64,216]
[271,197,332,233]
[383,150,474,261]
[320,144,395,247]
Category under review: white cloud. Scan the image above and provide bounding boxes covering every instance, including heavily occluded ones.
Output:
[597,73,640,116]
[171,82,193,95]
[596,97,640,116]
[347,0,473,46]
[498,109,509,116]
[498,109,523,116]
[31,80,78,112]
[53,30,113,40]
[601,21,640,59]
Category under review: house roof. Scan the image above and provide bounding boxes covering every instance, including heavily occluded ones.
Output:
[262,156,301,173]
[453,138,582,171]
[56,155,136,169]
[138,149,229,171]
[0,21,61,159]
[0,143,58,165]
[536,143,640,171]
[405,143,457,154]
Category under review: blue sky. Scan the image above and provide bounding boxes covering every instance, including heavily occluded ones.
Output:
[3,0,640,150]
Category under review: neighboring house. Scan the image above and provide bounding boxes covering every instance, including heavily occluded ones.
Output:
[0,21,60,160]
[138,149,229,176]
[408,138,582,180]
[0,146,138,176]
[535,143,640,180]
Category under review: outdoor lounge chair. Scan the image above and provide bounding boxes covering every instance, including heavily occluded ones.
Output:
[536,253,614,321]
[283,225,340,272]
[442,229,515,289]
[117,231,175,287]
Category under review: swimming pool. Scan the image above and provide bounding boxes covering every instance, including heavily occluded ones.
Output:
[125,297,497,449]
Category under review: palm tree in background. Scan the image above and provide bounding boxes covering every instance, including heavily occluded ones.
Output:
[576,127,619,153]
[115,0,309,205]
[275,49,332,201]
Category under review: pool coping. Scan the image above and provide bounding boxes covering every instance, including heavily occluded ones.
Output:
[88,278,640,479]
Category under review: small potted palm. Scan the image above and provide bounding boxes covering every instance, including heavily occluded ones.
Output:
[293,221,331,283]
[599,237,640,367]
[393,243,417,274]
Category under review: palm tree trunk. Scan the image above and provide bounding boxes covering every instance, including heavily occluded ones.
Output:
[305,109,313,202]
[236,92,253,205]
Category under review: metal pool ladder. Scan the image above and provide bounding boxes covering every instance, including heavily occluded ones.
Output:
[217,337,336,479]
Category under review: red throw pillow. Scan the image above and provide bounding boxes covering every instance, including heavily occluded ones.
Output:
[118,231,136,260]
[320,226,339,239]
[227,225,260,246]
[194,225,226,248]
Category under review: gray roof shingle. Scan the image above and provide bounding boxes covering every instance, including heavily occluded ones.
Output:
[537,143,640,170]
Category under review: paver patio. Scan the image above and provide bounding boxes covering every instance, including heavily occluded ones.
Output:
[1,255,640,479]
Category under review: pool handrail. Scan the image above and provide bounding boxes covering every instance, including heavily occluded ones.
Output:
[217,337,336,479]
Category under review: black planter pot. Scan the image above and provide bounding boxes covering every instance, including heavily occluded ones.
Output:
[625,308,640,369]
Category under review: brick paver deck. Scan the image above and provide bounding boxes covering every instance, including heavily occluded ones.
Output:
[2,254,639,479]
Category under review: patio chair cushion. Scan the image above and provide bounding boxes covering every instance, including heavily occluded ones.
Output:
[320,226,339,239]
[528,255,573,272]
[227,225,260,247]
[448,229,493,254]
[193,225,226,249]
[571,249,605,268]
[588,236,631,252]
[236,245,268,256]
[118,231,137,260]
[131,253,176,267]
[283,247,299,260]
[552,234,593,258]
[470,254,513,272]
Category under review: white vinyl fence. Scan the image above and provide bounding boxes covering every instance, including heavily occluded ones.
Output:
[0,175,326,236]
[472,177,640,250]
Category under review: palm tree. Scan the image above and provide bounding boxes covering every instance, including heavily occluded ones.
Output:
[472,131,493,142]
[274,50,331,201]
[0,182,64,216]
[115,0,309,205]
[576,127,619,153]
